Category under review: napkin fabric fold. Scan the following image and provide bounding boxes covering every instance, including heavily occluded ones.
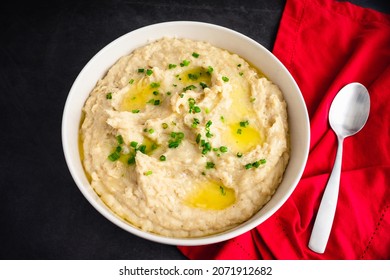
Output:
[179,0,390,259]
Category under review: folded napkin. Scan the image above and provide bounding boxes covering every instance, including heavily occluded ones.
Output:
[179,0,390,259]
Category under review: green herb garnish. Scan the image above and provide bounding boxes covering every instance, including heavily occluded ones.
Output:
[168,131,184,148]
[192,118,200,128]
[108,151,120,161]
[183,85,196,92]
[146,69,153,76]
[116,135,123,145]
[200,82,208,89]
[159,155,166,161]
[219,146,228,153]
[240,120,249,127]
[180,60,190,67]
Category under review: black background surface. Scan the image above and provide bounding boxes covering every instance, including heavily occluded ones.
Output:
[1,0,388,260]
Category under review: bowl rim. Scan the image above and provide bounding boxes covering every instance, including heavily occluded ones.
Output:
[62,20,310,246]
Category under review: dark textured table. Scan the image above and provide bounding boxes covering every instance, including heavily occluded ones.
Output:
[1,0,388,260]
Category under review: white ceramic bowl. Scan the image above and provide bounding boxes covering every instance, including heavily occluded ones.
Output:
[62,21,310,246]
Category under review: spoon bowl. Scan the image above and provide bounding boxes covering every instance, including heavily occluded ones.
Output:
[329,83,370,138]
[308,82,370,254]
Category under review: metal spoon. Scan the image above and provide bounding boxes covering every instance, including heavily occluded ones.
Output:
[308,82,370,254]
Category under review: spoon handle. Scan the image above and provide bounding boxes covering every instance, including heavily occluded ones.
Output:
[308,136,344,253]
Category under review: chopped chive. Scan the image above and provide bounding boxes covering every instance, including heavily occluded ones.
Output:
[245,159,266,170]
[220,186,226,196]
[237,64,242,67]
[159,155,166,161]
[196,133,201,144]
[237,128,242,134]
[153,100,160,105]
[220,116,225,122]
[183,85,196,92]
[240,120,249,127]
[116,135,124,145]
[166,91,172,95]
[127,154,136,165]
[129,79,134,84]
[130,141,138,148]
[152,91,159,96]
[137,68,144,73]
[192,118,200,128]
[245,163,253,169]
[250,97,256,103]
[146,69,153,76]
[148,128,154,134]
[192,52,200,58]
[151,143,158,150]
[106,92,112,99]
[239,72,244,76]
[180,59,190,67]
[139,145,147,154]
[219,146,228,153]
[206,162,215,169]
[150,82,160,88]
[188,73,199,81]
[222,76,229,82]
[200,82,208,89]
[162,123,168,129]
[259,159,266,164]
[206,131,213,138]
[168,64,177,69]
[207,66,213,74]
[144,170,153,176]
[132,109,140,113]
[108,151,120,161]
[236,152,243,158]
[168,141,179,148]
[202,142,212,155]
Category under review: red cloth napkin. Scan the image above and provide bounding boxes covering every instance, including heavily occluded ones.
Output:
[179,0,390,259]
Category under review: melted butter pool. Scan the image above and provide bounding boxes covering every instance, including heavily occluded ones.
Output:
[120,78,162,112]
[221,82,263,153]
[185,181,236,210]
[225,123,263,153]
